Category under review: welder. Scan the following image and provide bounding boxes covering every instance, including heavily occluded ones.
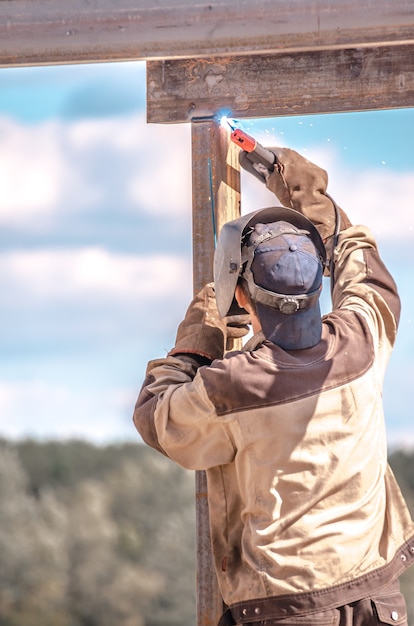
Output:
[133,144,414,625]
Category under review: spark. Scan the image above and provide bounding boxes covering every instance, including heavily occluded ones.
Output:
[219,115,237,130]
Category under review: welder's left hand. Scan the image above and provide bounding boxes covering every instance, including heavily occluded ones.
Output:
[225,313,251,351]
[169,283,250,363]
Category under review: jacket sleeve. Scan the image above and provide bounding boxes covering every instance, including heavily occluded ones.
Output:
[332,224,400,372]
[265,147,400,360]
[132,355,236,470]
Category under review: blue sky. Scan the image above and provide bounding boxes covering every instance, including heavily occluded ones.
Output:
[0,61,413,447]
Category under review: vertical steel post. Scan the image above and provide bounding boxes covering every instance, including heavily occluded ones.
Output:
[191,118,241,626]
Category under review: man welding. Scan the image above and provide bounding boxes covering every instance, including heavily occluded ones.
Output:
[133,141,414,625]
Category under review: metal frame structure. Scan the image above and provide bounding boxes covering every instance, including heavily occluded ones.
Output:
[1,0,414,66]
[1,2,413,624]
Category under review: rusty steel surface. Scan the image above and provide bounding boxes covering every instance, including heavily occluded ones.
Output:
[191,119,241,292]
[1,0,414,67]
[147,44,414,123]
[191,119,240,626]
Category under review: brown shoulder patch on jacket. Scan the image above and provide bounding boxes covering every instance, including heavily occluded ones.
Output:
[199,310,374,416]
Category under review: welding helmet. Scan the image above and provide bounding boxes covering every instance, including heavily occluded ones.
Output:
[214,206,327,350]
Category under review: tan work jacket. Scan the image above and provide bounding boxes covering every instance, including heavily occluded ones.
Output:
[134,224,414,615]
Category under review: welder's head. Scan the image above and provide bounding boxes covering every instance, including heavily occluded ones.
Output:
[214,207,326,350]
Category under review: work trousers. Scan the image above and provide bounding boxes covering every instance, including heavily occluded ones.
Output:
[223,580,408,626]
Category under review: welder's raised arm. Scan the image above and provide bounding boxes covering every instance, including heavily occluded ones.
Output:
[132,283,249,465]
[262,147,352,243]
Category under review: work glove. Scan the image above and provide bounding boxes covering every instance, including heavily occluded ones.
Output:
[254,147,352,243]
[169,283,250,363]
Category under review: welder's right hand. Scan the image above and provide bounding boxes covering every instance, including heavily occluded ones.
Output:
[255,147,352,243]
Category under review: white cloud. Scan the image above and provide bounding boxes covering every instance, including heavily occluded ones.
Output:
[328,168,414,240]
[0,112,192,228]
[0,380,135,442]
[0,247,190,303]
[386,427,414,452]
[125,118,192,215]
[0,118,66,221]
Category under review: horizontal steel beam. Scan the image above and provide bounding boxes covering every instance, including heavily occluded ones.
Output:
[147,45,414,123]
[1,0,414,67]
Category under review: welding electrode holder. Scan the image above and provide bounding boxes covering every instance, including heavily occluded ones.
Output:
[231,128,279,184]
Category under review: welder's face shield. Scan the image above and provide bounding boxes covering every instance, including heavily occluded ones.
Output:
[213,206,326,319]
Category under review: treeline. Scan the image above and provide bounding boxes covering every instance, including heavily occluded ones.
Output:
[0,439,413,626]
[391,450,414,623]
[0,439,196,626]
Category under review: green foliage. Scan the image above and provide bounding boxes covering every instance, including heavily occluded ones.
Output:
[389,451,414,624]
[0,439,413,625]
[0,440,196,626]
[389,450,414,516]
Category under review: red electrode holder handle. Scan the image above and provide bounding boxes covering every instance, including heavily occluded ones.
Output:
[230,127,278,182]
[230,128,257,152]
